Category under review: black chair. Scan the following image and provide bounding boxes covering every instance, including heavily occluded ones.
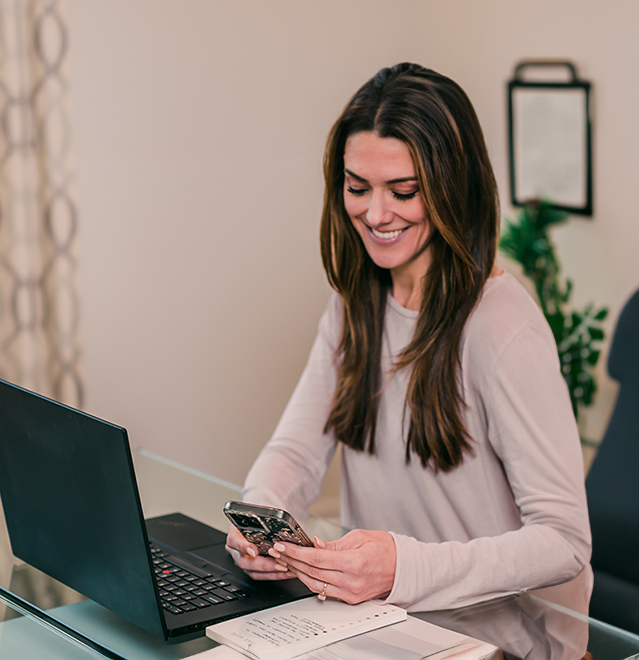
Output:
[586,288,639,634]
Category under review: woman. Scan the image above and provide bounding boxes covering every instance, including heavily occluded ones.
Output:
[225,63,591,611]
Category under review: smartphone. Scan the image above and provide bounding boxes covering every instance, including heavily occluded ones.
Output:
[223,501,314,556]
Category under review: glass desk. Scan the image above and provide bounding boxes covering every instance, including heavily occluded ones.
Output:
[1,448,639,660]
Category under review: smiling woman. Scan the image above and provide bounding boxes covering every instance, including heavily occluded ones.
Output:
[343,132,432,302]
[319,64,499,472]
[225,63,591,613]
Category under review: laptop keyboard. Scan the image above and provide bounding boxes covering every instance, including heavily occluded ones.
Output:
[150,543,252,616]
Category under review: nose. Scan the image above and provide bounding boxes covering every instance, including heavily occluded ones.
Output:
[365,190,392,228]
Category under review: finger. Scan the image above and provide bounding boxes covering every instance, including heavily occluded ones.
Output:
[288,569,351,603]
[245,569,297,582]
[282,555,343,587]
[226,526,259,558]
[292,568,367,606]
[228,527,258,558]
[273,543,348,571]
[314,530,367,552]
[225,544,286,574]
[314,536,327,549]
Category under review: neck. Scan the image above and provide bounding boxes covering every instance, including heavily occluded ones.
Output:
[390,262,428,311]
[389,245,433,310]
[391,278,421,310]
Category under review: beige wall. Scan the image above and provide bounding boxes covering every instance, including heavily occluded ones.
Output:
[415,0,639,447]
[67,1,639,513]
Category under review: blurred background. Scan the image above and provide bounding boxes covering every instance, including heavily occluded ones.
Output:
[2,0,639,519]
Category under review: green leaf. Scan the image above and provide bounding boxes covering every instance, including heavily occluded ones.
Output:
[587,350,601,366]
[562,279,573,304]
[536,201,569,228]
[546,312,565,342]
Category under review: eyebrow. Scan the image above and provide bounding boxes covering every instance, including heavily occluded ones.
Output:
[344,169,418,185]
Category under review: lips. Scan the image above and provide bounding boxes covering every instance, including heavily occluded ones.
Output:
[366,225,409,246]
[371,227,405,239]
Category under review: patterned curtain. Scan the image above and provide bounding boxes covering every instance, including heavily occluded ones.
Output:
[0,0,84,614]
[0,0,82,407]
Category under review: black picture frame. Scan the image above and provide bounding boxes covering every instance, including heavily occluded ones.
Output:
[508,61,593,216]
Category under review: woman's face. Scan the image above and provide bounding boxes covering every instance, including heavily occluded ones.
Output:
[343,131,432,280]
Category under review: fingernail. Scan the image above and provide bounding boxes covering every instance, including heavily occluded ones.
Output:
[268,548,281,559]
[314,536,327,549]
[274,563,289,572]
[273,543,286,553]
[247,547,257,558]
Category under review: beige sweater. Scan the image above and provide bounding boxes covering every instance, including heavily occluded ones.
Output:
[243,273,592,611]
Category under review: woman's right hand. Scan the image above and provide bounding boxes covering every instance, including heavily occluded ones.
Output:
[225,526,295,581]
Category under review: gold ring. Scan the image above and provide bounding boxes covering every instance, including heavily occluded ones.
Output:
[318,582,328,602]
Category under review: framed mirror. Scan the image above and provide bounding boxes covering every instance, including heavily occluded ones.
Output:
[508,61,592,216]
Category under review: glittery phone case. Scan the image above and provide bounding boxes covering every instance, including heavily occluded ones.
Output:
[224,501,314,556]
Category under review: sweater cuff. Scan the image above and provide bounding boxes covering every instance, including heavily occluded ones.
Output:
[383,532,431,610]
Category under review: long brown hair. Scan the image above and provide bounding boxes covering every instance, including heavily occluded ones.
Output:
[320,63,499,472]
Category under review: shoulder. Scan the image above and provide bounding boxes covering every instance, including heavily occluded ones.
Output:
[463,272,558,375]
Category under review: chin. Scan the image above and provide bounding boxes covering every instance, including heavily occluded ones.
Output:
[366,249,409,271]
[371,258,397,270]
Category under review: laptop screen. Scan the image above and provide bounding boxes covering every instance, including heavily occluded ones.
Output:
[0,379,166,639]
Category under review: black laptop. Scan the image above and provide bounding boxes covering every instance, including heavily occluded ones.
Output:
[0,378,311,640]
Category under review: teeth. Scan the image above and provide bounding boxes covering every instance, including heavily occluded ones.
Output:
[371,227,404,240]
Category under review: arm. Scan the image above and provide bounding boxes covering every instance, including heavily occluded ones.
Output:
[226,295,341,576]
[242,295,341,525]
[385,322,591,610]
[275,322,591,609]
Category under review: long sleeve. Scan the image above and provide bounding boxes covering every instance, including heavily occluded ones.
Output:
[384,302,592,611]
[242,274,592,611]
[242,295,341,526]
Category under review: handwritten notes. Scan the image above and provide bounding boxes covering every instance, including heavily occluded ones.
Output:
[206,597,406,660]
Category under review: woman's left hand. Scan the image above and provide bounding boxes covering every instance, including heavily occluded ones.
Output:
[268,529,396,604]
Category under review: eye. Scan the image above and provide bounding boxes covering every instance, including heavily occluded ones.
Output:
[392,190,419,201]
[346,186,368,196]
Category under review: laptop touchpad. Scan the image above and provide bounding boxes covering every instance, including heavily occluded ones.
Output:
[146,513,227,552]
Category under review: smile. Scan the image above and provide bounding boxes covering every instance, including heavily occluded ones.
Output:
[370,227,407,240]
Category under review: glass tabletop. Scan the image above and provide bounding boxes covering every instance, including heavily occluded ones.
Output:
[0,595,112,660]
[1,448,639,660]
